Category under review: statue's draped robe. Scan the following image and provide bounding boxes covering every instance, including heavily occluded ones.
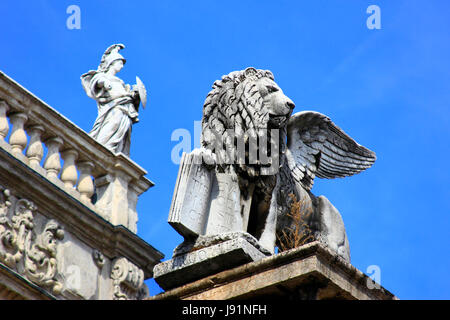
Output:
[81,72,138,155]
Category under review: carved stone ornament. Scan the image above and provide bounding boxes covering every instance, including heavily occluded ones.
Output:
[0,188,65,294]
[23,219,65,294]
[0,191,32,269]
[92,249,105,270]
[110,257,147,300]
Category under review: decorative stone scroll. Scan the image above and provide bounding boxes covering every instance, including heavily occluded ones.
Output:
[0,190,31,269]
[23,219,65,294]
[110,257,148,300]
[0,188,65,295]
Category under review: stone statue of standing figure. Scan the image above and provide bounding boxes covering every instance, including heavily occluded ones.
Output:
[81,44,147,156]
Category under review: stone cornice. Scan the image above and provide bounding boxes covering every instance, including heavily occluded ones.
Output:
[150,241,396,300]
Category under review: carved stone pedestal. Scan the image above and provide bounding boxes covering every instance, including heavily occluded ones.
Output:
[153,232,271,291]
[150,241,397,300]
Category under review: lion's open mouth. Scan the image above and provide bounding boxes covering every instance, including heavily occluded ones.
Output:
[268,113,289,128]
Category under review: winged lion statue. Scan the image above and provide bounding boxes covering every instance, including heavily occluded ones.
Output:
[169,67,376,262]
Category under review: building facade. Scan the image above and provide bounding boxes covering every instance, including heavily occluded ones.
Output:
[0,71,163,300]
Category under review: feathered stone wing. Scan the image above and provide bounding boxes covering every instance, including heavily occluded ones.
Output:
[286,111,376,191]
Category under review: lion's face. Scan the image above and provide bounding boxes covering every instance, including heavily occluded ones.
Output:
[201,68,295,177]
[252,76,295,129]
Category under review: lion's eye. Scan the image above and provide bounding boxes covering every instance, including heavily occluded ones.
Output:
[267,86,279,94]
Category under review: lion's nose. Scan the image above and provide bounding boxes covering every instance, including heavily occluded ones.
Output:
[286,101,295,110]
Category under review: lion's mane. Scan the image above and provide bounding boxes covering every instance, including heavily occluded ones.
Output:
[200,68,278,177]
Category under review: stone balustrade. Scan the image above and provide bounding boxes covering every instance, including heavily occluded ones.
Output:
[0,71,153,233]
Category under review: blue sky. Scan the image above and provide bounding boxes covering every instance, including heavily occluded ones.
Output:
[1,1,449,299]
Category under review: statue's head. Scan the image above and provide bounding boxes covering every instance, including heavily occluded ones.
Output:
[251,71,295,129]
[108,59,125,75]
[202,68,294,133]
[201,68,295,176]
[98,44,126,73]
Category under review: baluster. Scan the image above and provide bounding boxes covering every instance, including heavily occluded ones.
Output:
[43,137,63,180]
[9,112,28,155]
[61,149,78,188]
[77,161,94,204]
[25,125,44,169]
[0,100,10,141]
